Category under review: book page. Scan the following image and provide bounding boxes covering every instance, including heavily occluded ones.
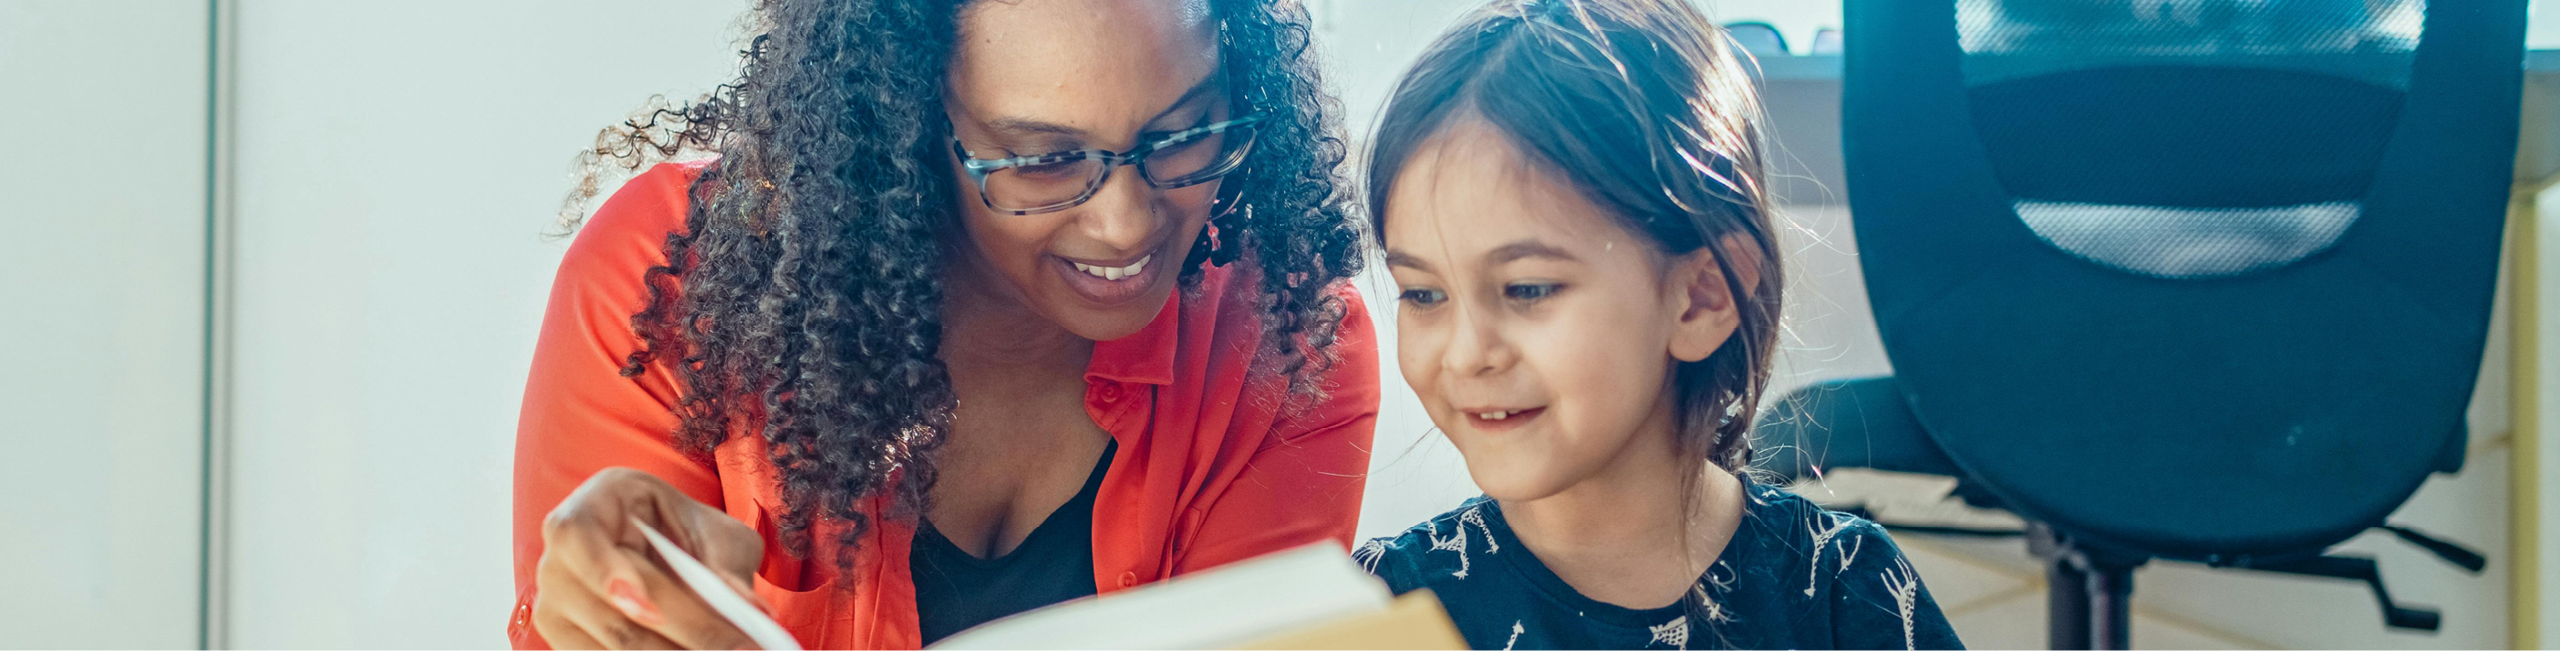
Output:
[930,543,1394,649]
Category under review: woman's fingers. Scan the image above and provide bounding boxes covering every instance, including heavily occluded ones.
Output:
[536,467,767,649]
[623,556,758,650]
[675,502,769,609]
[616,474,771,617]
[535,551,682,649]
[530,597,608,650]
[541,468,660,600]
[542,521,753,649]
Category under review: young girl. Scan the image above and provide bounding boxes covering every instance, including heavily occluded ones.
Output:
[1354,0,1962,649]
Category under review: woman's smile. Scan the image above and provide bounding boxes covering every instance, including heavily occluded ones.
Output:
[1050,248,1168,306]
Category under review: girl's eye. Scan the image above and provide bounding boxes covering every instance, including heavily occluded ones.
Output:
[1505,283,1562,302]
[1398,288,1447,307]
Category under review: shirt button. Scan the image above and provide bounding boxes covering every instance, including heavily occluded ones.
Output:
[1096,383,1124,404]
[1117,571,1139,588]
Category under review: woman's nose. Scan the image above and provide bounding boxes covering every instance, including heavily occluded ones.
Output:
[1071,166,1160,253]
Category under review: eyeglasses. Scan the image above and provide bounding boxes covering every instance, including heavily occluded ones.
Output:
[953,112,1267,215]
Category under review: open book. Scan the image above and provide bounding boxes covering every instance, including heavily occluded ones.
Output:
[639,523,1458,650]
[930,543,1466,649]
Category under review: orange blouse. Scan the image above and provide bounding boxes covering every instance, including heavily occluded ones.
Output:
[508,160,1380,649]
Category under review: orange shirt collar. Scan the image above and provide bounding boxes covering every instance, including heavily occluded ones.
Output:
[1083,289,1182,386]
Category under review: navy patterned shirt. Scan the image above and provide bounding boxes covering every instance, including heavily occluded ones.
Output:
[1359,481,1964,650]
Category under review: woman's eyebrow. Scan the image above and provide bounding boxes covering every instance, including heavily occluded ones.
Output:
[1148,71,1225,124]
[982,117,1089,141]
[978,71,1226,144]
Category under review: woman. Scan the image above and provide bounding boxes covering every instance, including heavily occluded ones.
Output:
[508,0,1377,648]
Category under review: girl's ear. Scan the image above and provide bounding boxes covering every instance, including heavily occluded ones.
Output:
[1668,233,1764,363]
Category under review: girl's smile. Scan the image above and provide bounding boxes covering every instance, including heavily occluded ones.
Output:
[1462,406,1546,431]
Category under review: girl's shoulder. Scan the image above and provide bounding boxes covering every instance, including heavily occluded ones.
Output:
[1731,479,1906,578]
[1352,497,1498,594]
[1723,480,1966,649]
[1736,479,1890,540]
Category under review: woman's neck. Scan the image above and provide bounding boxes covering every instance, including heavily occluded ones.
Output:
[1497,397,1745,610]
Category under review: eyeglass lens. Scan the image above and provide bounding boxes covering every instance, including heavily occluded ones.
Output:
[979,122,1257,213]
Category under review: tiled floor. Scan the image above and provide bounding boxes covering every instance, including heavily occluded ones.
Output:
[1813,441,2509,650]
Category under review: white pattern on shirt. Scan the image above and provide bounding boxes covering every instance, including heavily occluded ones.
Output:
[1649,615,1691,650]
[1881,557,1923,651]
[1353,538,1388,573]
[1428,519,1471,579]
[1804,512,1855,596]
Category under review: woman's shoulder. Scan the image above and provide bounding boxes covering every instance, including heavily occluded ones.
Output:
[557,160,711,278]
[1185,265,1375,356]
[525,159,712,406]
[1171,266,1379,435]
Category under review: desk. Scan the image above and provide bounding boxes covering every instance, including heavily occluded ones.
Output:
[2509,47,2560,651]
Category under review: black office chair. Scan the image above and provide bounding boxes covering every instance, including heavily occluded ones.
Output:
[1725,21,1791,56]
[1751,1,2527,648]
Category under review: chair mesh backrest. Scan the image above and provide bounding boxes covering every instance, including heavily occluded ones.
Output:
[1841,0,2522,559]
[1955,0,2424,279]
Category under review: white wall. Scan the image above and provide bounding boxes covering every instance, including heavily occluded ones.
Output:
[221,1,745,646]
[0,1,211,648]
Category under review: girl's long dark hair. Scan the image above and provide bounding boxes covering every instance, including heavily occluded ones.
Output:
[1365,0,1782,473]
[559,0,1359,569]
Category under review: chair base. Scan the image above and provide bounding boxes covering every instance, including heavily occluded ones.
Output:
[2031,523,2144,650]
[1756,377,2480,645]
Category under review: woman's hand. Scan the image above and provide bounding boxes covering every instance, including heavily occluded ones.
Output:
[533,467,772,649]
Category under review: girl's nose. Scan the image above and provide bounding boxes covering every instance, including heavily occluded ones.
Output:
[1440,304,1518,377]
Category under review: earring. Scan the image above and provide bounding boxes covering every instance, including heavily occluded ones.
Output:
[1187,200,1248,269]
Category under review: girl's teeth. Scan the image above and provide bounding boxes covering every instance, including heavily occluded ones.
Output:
[1482,410,1511,420]
[1073,255,1150,281]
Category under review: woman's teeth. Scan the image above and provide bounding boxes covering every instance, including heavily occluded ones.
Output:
[1477,410,1516,420]
[1072,255,1150,281]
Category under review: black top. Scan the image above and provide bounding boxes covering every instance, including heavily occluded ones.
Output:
[1359,481,1964,650]
[911,442,1117,646]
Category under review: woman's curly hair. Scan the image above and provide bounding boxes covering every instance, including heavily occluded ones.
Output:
[559,0,1360,566]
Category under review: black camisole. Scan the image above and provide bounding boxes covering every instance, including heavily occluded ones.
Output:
[910,442,1117,645]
